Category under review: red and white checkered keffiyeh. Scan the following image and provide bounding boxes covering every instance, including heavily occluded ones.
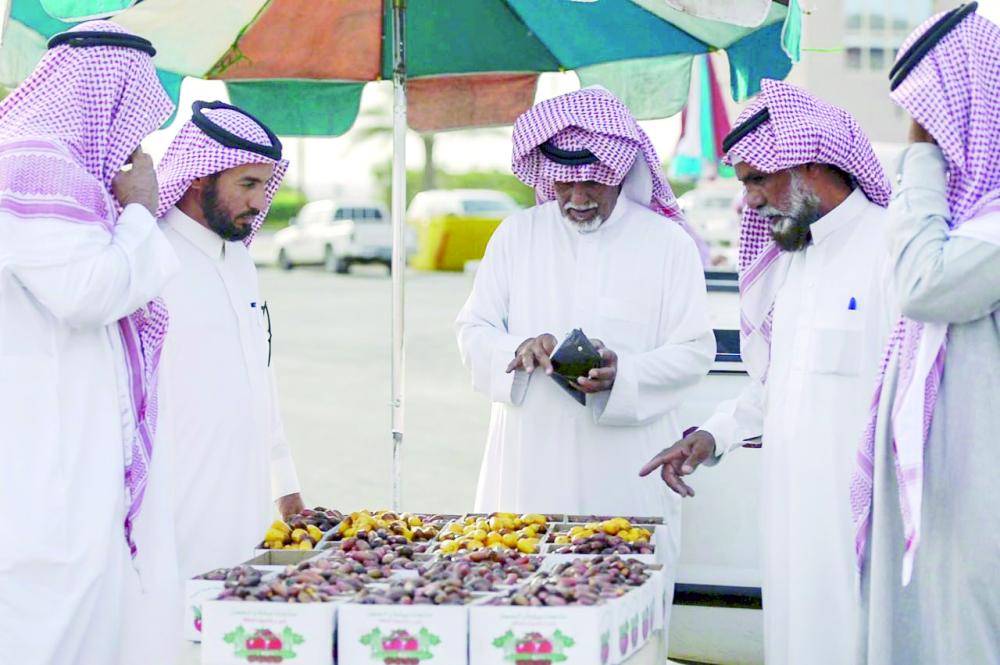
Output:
[722,79,890,383]
[0,20,174,558]
[511,87,709,263]
[156,104,288,246]
[851,7,1000,585]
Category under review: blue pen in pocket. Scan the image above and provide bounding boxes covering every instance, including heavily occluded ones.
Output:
[848,297,857,311]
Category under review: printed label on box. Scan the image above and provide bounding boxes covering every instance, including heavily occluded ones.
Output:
[202,601,336,665]
[338,604,467,664]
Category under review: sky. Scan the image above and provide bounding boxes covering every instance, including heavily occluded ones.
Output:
[144,0,1000,201]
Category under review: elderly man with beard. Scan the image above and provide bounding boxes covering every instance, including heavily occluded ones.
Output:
[153,101,303,585]
[456,89,715,644]
[641,80,898,665]
[852,5,1000,663]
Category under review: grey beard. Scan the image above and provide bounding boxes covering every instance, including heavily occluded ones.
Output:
[574,214,605,234]
[561,202,604,234]
[759,171,821,252]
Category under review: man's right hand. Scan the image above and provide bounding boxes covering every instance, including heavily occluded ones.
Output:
[639,430,717,498]
[112,147,159,215]
[506,333,558,375]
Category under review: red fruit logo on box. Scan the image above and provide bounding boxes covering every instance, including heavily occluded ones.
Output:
[192,606,203,633]
[492,630,574,663]
[223,626,304,662]
[600,631,610,665]
[360,627,440,664]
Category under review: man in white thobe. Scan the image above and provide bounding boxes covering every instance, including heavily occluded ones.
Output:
[0,23,178,665]
[154,101,303,583]
[641,80,898,665]
[457,87,714,585]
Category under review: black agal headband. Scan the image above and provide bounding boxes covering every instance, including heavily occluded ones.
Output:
[722,107,770,155]
[539,140,599,166]
[191,101,283,161]
[48,31,156,57]
[889,2,978,91]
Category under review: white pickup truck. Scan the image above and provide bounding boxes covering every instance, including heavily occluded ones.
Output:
[272,199,415,274]
[670,271,764,665]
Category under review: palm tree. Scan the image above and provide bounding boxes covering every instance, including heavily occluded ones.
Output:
[348,104,440,191]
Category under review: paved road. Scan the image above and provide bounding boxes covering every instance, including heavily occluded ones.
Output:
[261,263,490,513]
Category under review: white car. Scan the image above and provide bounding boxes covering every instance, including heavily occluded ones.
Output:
[406,188,520,223]
[677,182,744,247]
[272,199,414,273]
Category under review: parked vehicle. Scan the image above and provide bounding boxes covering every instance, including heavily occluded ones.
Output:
[671,271,764,664]
[272,199,414,273]
[407,189,521,271]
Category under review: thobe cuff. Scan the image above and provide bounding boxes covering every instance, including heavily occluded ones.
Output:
[491,335,531,405]
[698,411,742,464]
[592,352,639,426]
[116,204,160,250]
[894,143,947,198]
[270,455,301,501]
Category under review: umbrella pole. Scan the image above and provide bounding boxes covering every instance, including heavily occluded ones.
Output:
[390,0,407,512]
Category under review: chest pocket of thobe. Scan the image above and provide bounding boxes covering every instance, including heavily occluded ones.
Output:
[801,309,864,376]
[597,297,648,354]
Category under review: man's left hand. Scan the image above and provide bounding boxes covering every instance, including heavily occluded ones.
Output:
[574,339,617,393]
[277,493,305,520]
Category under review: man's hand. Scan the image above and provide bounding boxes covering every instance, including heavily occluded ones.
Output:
[639,430,717,498]
[112,147,159,215]
[506,334,558,374]
[908,117,937,145]
[276,492,306,520]
[574,338,617,393]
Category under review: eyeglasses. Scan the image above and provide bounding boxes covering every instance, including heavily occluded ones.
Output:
[261,301,273,367]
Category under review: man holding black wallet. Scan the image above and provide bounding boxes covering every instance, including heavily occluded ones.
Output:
[455,88,715,601]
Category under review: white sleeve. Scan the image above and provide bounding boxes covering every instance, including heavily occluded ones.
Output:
[267,367,301,501]
[592,233,716,426]
[455,221,532,405]
[699,379,766,462]
[890,143,1000,324]
[12,204,178,327]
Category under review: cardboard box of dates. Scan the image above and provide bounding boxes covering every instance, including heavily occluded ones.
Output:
[185,565,286,643]
[469,556,666,665]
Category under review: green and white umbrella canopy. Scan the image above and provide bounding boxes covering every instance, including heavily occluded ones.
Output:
[1,0,800,135]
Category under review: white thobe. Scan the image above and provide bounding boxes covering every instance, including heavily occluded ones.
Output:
[700,189,897,665]
[456,196,715,564]
[157,207,301,583]
[0,204,178,665]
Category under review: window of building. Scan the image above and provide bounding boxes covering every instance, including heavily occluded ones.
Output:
[846,47,863,69]
[870,47,886,70]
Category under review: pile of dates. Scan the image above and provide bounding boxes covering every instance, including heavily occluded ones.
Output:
[490,556,652,607]
[260,507,343,550]
[333,510,446,543]
[218,559,354,602]
[436,512,548,555]
[418,550,541,591]
[550,519,654,555]
[338,532,431,554]
[195,565,265,587]
[322,543,421,576]
[352,576,472,605]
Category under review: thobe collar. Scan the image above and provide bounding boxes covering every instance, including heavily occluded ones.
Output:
[163,206,227,260]
[809,187,868,246]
